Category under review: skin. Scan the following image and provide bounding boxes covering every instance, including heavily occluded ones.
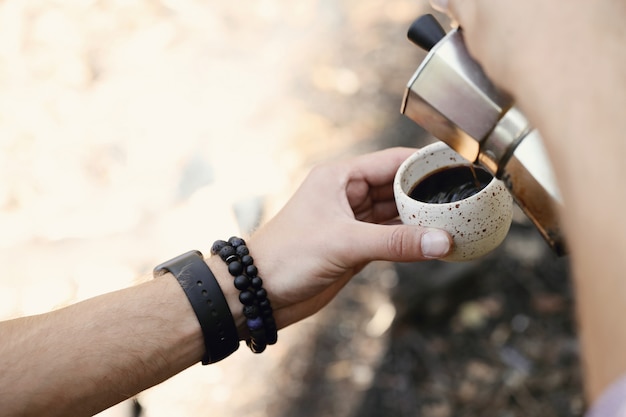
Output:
[0,147,452,417]
[435,0,626,402]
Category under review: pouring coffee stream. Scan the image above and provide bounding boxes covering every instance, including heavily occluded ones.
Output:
[401,14,567,255]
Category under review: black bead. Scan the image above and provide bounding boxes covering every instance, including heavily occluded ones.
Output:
[246,265,258,277]
[248,339,267,354]
[264,315,278,345]
[214,236,277,355]
[218,245,235,262]
[228,261,244,276]
[266,328,278,345]
[235,245,249,257]
[241,255,253,266]
[225,255,238,264]
[233,275,250,290]
[243,305,259,318]
[228,236,246,247]
[239,290,255,305]
[211,240,228,255]
[249,328,267,350]
[256,288,267,300]
[250,276,263,289]
[250,327,266,338]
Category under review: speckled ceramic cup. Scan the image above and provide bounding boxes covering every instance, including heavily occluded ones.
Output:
[394,142,514,262]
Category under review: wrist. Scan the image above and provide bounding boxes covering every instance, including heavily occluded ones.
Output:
[209,237,278,353]
[153,274,207,363]
[154,251,240,363]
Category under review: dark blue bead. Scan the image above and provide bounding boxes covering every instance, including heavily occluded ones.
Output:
[233,275,250,290]
[246,265,258,277]
[246,316,264,330]
[259,299,270,309]
[228,261,244,276]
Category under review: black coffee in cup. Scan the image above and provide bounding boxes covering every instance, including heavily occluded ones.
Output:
[409,165,492,204]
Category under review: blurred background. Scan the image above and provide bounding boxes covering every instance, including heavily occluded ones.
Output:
[0,1,583,416]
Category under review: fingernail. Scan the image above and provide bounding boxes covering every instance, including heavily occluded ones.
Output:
[421,230,451,258]
[429,0,449,12]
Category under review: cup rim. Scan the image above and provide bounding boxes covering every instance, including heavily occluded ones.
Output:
[394,142,498,207]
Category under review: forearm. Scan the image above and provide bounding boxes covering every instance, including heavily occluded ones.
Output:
[0,144,451,415]
[0,240,313,417]
[0,267,242,417]
[0,223,355,417]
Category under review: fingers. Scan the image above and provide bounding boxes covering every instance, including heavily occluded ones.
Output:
[347,147,416,187]
[344,222,452,263]
[363,200,400,224]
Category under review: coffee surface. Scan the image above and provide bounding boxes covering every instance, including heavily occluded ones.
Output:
[409,165,492,204]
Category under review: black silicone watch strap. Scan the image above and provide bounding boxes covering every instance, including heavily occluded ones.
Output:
[153,250,239,364]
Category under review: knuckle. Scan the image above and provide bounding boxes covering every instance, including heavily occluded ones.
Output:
[387,227,415,259]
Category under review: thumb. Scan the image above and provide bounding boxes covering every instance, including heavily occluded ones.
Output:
[348,223,452,263]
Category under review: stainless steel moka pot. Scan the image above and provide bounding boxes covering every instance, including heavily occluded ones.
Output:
[401,14,566,255]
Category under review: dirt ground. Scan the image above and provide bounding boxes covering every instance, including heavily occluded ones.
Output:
[0,1,583,416]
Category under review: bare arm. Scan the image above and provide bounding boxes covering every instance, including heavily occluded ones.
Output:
[440,0,626,401]
[0,147,452,416]
[0,274,208,417]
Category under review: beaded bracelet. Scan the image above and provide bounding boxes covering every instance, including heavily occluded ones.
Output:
[211,237,278,353]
